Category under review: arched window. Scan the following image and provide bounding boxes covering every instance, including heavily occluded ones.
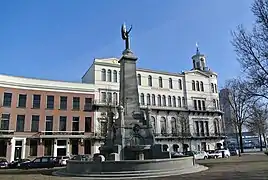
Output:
[168,96,172,107]
[137,74,141,85]
[140,93,145,105]
[172,96,176,107]
[160,117,166,135]
[113,70,117,82]
[101,69,106,81]
[159,76,163,88]
[216,100,219,110]
[150,116,156,133]
[200,81,204,91]
[211,83,214,93]
[192,80,195,91]
[178,96,181,107]
[152,94,156,105]
[170,117,176,135]
[214,119,220,135]
[162,95,166,106]
[214,84,218,93]
[182,97,185,107]
[107,69,112,82]
[169,78,173,89]
[196,81,200,91]
[147,94,151,105]
[178,79,182,90]
[113,92,118,105]
[212,99,216,109]
[157,95,161,106]
[148,75,152,87]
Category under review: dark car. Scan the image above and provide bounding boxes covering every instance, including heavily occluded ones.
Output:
[0,158,8,168]
[8,159,31,168]
[19,156,57,169]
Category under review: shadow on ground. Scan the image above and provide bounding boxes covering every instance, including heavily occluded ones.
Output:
[0,167,62,176]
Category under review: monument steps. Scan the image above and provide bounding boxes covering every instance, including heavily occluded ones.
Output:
[53,165,208,179]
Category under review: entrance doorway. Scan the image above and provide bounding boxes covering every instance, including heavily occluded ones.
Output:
[14,140,22,160]
[56,140,67,156]
[201,142,207,151]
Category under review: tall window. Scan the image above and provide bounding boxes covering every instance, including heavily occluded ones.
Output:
[214,84,218,93]
[85,117,92,132]
[101,69,106,81]
[1,114,9,130]
[150,116,156,133]
[169,78,173,89]
[46,95,54,109]
[193,100,197,110]
[198,100,202,110]
[72,97,80,110]
[18,94,27,108]
[137,74,141,85]
[171,117,176,134]
[157,95,161,106]
[172,96,176,107]
[152,94,156,106]
[16,115,25,132]
[45,116,53,132]
[3,92,12,107]
[214,119,219,135]
[195,121,200,136]
[107,92,112,103]
[29,140,38,156]
[159,77,163,88]
[211,83,214,93]
[140,93,145,105]
[72,117,79,131]
[60,96,67,110]
[162,95,166,106]
[196,81,200,91]
[59,116,67,131]
[205,121,209,136]
[107,69,112,82]
[200,121,205,136]
[147,94,151,105]
[213,99,216,109]
[113,70,117,82]
[178,96,181,107]
[113,93,118,105]
[178,79,182,90]
[101,92,106,103]
[84,97,92,110]
[31,115,39,132]
[182,97,186,107]
[200,81,204,91]
[168,96,172,107]
[160,117,166,135]
[33,94,41,109]
[192,80,195,91]
[148,75,152,87]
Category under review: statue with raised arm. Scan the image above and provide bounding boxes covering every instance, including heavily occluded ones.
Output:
[121,23,132,50]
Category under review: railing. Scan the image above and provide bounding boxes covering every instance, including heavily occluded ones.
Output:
[40,131,85,136]
[0,130,14,135]
[192,133,225,137]
[153,132,192,137]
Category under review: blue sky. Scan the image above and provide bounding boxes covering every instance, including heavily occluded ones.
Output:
[0,0,254,88]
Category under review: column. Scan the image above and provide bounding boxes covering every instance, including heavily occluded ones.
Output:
[66,139,70,156]
[53,139,57,157]
[37,139,44,157]
[78,142,84,154]
[6,141,12,162]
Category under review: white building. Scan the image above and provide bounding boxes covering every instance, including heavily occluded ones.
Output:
[83,48,224,153]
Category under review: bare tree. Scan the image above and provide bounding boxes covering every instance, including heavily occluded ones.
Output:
[232,0,268,100]
[223,78,253,153]
[247,102,268,151]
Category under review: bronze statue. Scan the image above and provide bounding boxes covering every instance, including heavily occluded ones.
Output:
[121,23,132,50]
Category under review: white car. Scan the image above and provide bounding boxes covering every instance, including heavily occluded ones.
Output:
[207,150,222,159]
[185,151,208,160]
[58,156,70,166]
[217,149,231,158]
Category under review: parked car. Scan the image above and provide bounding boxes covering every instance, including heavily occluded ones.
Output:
[56,156,70,166]
[207,150,222,159]
[185,151,208,160]
[229,148,239,156]
[171,152,187,158]
[217,149,231,158]
[8,159,31,168]
[0,158,8,168]
[19,156,57,169]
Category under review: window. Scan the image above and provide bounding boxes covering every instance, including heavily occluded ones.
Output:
[205,121,209,136]
[113,93,118,105]
[202,100,206,110]
[72,117,79,131]
[178,79,182,90]
[101,69,106,81]
[29,140,38,156]
[195,121,200,136]
[198,100,202,110]
[211,83,214,93]
[152,94,156,106]
[192,80,195,91]
[107,69,112,82]
[1,114,9,130]
[148,75,152,87]
[101,92,106,103]
[178,97,181,107]
[46,95,54,109]
[137,74,141,85]
[214,84,218,93]
[140,93,145,105]
[16,115,25,132]
[45,116,53,131]
[168,96,172,107]
[171,117,176,134]
[147,94,151,105]
[60,96,67,110]
[200,121,205,136]
[193,100,197,110]
[31,115,39,132]
[172,96,176,107]
[200,82,204,91]
[3,92,12,107]
[18,94,27,108]
[84,98,92,110]
[214,120,219,135]
[113,70,117,82]
[182,97,186,107]
[162,95,166,106]
[159,77,163,88]
[150,116,156,133]
[72,97,80,110]
[213,99,216,109]
[59,116,67,131]
[107,92,112,104]
[169,78,173,89]
[157,95,161,106]
[33,94,41,109]
[160,117,166,135]
[85,117,92,132]
[216,100,219,110]
[196,81,200,91]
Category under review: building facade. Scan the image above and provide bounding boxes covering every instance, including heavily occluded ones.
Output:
[82,48,225,153]
[0,75,96,162]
